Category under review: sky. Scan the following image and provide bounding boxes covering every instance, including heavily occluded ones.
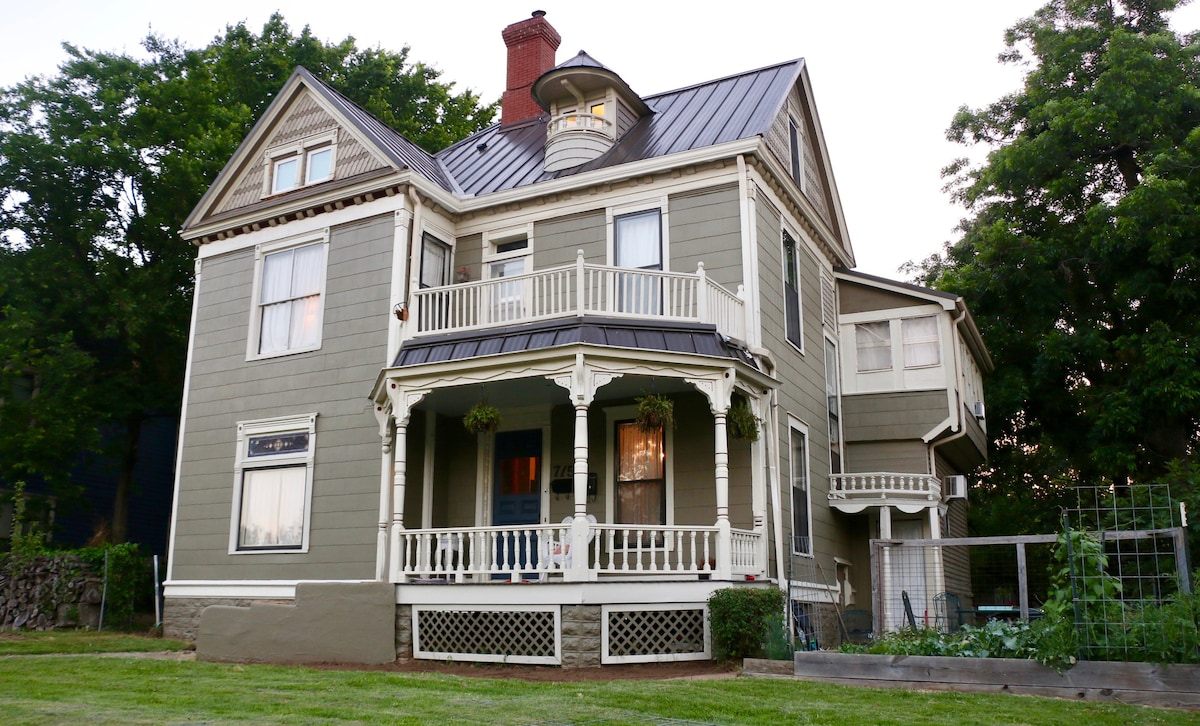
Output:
[5,1,1200,278]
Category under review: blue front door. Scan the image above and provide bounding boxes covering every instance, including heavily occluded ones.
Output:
[492,430,541,576]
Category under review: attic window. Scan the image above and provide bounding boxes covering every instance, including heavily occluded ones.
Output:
[264,131,338,197]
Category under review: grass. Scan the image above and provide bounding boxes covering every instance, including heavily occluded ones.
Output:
[0,629,189,655]
[0,631,1195,724]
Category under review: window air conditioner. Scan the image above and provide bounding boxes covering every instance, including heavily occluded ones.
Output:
[945,475,968,500]
[972,401,986,420]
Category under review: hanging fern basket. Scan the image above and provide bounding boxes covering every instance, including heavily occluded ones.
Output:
[463,402,502,434]
[634,393,675,432]
[727,396,760,442]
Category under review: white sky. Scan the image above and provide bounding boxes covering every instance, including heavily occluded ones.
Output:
[5,1,1199,278]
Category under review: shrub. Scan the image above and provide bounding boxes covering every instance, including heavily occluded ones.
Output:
[708,587,784,662]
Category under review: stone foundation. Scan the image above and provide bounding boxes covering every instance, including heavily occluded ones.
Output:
[163,597,263,641]
[395,603,413,661]
[561,605,601,668]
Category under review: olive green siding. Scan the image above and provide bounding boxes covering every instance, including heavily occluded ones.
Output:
[841,390,948,445]
[839,280,929,315]
[173,214,393,581]
[454,233,483,282]
[667,185,742,289]
[534,210,606,268]
[755,200,851,576]
[844,440,929,475]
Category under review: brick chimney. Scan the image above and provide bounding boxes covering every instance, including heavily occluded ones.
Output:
[501,10,561,128]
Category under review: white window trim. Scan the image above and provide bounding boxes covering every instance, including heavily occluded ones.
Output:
[482,223,535,273]
[782,226,804,355]
[825,334,844,476]
[605,198,670,270]
[788,416,813,558]
[229,413,318,555]
[901,315,942,369]
[788,116,805,193]
[261,130,339,198]
[604,403,675,533]
[245,229,331,361]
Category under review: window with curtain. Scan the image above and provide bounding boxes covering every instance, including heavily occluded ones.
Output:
[238,467,306,549]
[615,421,665,526]
[257,242,325,356]
[233,414,316,553]
[855,321,891,371]
[790,425,810,555]
[614,209,662,315]
[783,231,802,349]
[902,316,940,367]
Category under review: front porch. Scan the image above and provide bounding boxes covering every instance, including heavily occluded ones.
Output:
[370,339,778,590]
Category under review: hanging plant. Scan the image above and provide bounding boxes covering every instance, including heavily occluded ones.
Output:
[463,401,502,434]
[635,393,675,432]
[727,395,760,442]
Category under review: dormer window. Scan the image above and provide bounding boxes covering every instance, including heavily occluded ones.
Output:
[263,131,337,197]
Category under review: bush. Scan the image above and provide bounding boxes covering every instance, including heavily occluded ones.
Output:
[708,587,784,662]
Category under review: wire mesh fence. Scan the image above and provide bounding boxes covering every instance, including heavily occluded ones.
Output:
[783,484,1193,658]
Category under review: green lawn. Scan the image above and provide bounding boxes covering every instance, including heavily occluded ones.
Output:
[0,630,190,655]
[0,650,1195,725]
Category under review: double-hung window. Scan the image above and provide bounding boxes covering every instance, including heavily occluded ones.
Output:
[250,236,328,359]
[484,229,532,324]
[265,131,337,196]
[231,414,317,553]
[614,209,663,315]
[790,420,811,555]
[902,316,940,367]
[855,321,891,372]
[783,231,802,350]
[614,420,666,528]
[825,338,843,474]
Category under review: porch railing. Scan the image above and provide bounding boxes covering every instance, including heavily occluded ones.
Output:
[828,473,941,502]
[395,522,762,581]
[408,252,746,342]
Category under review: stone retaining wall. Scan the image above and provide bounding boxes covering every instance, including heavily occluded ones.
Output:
[1,555,103,630]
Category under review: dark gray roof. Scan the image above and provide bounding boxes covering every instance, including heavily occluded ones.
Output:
[554,49,613,72]
[835,267,960,302]
[298,68,456,192]
[438,59,803,197]
[392,317,758,368]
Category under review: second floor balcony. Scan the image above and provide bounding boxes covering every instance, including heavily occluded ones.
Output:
[828,472,942,514]
[406,251,746,343]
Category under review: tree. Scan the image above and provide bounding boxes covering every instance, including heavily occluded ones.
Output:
[0,15,496,543]
[911,0,1200,513]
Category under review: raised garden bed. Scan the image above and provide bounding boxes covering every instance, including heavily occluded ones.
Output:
[744,652,1200,711]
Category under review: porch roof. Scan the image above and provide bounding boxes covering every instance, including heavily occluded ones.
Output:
[392,316,758,368]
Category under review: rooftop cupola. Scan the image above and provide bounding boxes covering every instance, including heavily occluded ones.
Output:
[532,50,652,171]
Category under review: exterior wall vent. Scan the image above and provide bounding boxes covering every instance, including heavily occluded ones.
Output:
[972,401,986,420]
[945,475,968,500]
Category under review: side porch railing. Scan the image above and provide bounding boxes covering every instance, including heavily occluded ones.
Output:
[828,473,941,503]
[407,252,746,342]
[395,523,762,582]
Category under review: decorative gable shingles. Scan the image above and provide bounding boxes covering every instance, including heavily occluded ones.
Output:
[765,87,832,228]
[213,90,386,216]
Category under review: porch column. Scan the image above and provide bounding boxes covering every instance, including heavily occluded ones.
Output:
[390,422,408,581]
[383,385,428,583]
[568,402,592,582]
[714,409,733,580]
[373,405,394,582]
[929,505,945,600]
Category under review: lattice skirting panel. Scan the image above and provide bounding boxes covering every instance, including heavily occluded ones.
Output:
[412,605,561,665]
[602,603,710,664]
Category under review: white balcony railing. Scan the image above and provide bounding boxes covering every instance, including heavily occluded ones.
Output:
[395,522,762,582]
[408,252,746,342]
[828,472,941,507]
[547,112,612,137]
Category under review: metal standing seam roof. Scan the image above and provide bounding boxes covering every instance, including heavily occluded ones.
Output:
[298,68,457,193]
[392,317,758,369]
[299,59,802,200]
[438,59,802,197]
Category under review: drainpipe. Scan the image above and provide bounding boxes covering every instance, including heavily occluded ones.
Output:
[928,305,970,476]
